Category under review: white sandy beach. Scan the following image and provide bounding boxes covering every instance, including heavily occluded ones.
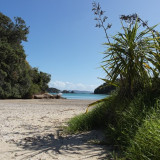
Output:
[0,99,109,160]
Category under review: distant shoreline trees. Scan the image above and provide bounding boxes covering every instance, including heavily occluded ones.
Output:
[0,12,51,99]
[94,83,116,94]
[47,87,60,93]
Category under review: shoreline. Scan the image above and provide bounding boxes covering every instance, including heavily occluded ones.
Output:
[0,99,107,160]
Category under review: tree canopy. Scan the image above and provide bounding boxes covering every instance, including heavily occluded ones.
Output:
[0,12,51,99]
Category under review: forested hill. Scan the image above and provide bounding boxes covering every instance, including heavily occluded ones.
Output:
[94,83,116,94]
[47,88,60,93]
[0,12,51,99]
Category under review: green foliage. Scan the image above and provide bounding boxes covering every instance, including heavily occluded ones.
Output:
[104,90,156,149]
[102,21,155,97]
[67,3,160,159]
[66,95,114,133]
[94,83,116,94]
[47,87,60,93]
[92,2,158,97]
[0,12,51,99]
[30,68,51,93]
[72,2,160,159]
[125,107,160,160]
[67,88,160,159]
[0,12,31,98]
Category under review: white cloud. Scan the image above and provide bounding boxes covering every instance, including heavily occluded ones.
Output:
[49,81,98,91]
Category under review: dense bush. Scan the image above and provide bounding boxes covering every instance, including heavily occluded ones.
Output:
[0,12,51,99]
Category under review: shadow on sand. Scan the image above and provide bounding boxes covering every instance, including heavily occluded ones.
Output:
[11,129,112,159]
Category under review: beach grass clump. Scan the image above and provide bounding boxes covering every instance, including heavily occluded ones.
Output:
[66,95,114,134]
[66,87,160,159]
[104,90,156,149]
[66,113,94,133]
[101,90,160,159]
[125,107,160,160]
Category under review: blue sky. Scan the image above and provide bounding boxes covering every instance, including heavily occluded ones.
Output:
[0,0,160,91]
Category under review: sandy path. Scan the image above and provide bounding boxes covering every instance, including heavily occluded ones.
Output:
[0,99,109,160]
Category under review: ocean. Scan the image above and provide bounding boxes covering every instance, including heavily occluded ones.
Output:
[52,93,108,100]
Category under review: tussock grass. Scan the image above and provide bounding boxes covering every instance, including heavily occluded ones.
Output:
[66,96,114,134]
[125,108,160,160]
[66,88,160,159]
[104,91,155,149]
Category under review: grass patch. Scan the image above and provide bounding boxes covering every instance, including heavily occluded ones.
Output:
[66,88,160,159]
[125,107,160,160]
[104,92,155,149]
[66,95,114,134]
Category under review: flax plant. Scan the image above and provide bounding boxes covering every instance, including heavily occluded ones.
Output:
[102,21,157,97]
[87,2,158,111]
[87,21,156,112]
[147,32,160,76]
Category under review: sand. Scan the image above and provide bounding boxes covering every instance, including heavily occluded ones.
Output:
[0,99,109,160]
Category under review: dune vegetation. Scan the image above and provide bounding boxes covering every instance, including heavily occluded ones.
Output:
[67,2,160,160]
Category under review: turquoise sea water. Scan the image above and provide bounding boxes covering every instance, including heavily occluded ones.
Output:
[52,93,108,100]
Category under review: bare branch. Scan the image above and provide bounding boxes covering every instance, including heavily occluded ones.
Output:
[92,2,111,44]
